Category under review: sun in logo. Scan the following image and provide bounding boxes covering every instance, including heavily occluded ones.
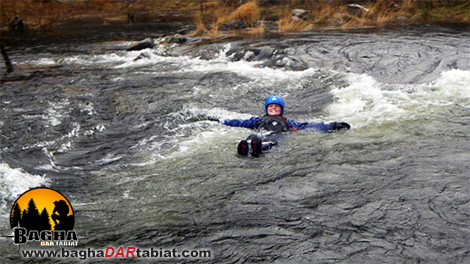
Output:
[10,187,74,232]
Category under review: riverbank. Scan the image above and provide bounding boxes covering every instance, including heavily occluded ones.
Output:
[1,0,469,37]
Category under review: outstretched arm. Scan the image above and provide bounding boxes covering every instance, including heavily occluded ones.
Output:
[210,117,261,129]
[288,120,350,132]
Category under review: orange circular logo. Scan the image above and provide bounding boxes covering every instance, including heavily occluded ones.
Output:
[10,187,74,232]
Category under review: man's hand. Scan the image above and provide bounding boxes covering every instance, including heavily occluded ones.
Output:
[208,117,220,123]
[329,122,351,131]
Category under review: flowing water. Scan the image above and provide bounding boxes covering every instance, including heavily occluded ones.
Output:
[1,25,470,263]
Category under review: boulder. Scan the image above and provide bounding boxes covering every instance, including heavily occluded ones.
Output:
[261,20,279,31]
[176,25,195,35]
[127,38,155,51]
[292,9,309,19]
[291,9,309,22]
[266,55,308,71]
[227,47,275,62]
[163,34,187,44]
[347,4,369,17]
[219,20,247,31]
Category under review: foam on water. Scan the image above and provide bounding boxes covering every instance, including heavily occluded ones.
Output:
[58,43,319,86]
[0,163,49,217]
[430,69,470,102]
[183,105,253,121]
[114,49,182,69]
[61,51,139,66]
[186,58,317,84]
[128,106,250,165]
[22,123,80,152]
[17,57,57,66]
[179,44,318,83]
[39,41,469,163]
[45,100,70,127]
[326,70,470,128]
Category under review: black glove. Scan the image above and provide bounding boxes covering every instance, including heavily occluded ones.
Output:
[329,122,351,131]
[208,117,220,123]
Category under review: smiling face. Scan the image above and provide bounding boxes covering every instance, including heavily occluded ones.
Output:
[267,103,282,116]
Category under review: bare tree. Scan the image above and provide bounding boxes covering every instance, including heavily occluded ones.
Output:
[1,41,14,73]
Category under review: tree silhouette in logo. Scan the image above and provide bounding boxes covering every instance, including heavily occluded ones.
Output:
[39,208,52,231]
[10,203,22,228]
[10,198,52,232]
[23,198,40,231]
[51,200,74,231]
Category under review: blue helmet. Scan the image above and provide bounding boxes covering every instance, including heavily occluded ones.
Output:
[264,95,285,115]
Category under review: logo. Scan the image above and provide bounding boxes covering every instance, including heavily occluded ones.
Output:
[10,187,78,246]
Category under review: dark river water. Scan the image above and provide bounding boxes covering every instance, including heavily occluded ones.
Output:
[1,24,470,263]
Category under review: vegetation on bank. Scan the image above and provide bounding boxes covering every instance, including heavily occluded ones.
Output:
[1,0,469,35]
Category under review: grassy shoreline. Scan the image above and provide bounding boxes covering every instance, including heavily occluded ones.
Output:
[1,0,469,36]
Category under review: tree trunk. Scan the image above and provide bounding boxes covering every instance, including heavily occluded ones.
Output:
[1,41,14,73]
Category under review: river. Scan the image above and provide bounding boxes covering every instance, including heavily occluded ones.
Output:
[1,24,470,263]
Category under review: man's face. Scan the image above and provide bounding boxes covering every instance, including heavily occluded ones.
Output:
[267,104,282,116]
